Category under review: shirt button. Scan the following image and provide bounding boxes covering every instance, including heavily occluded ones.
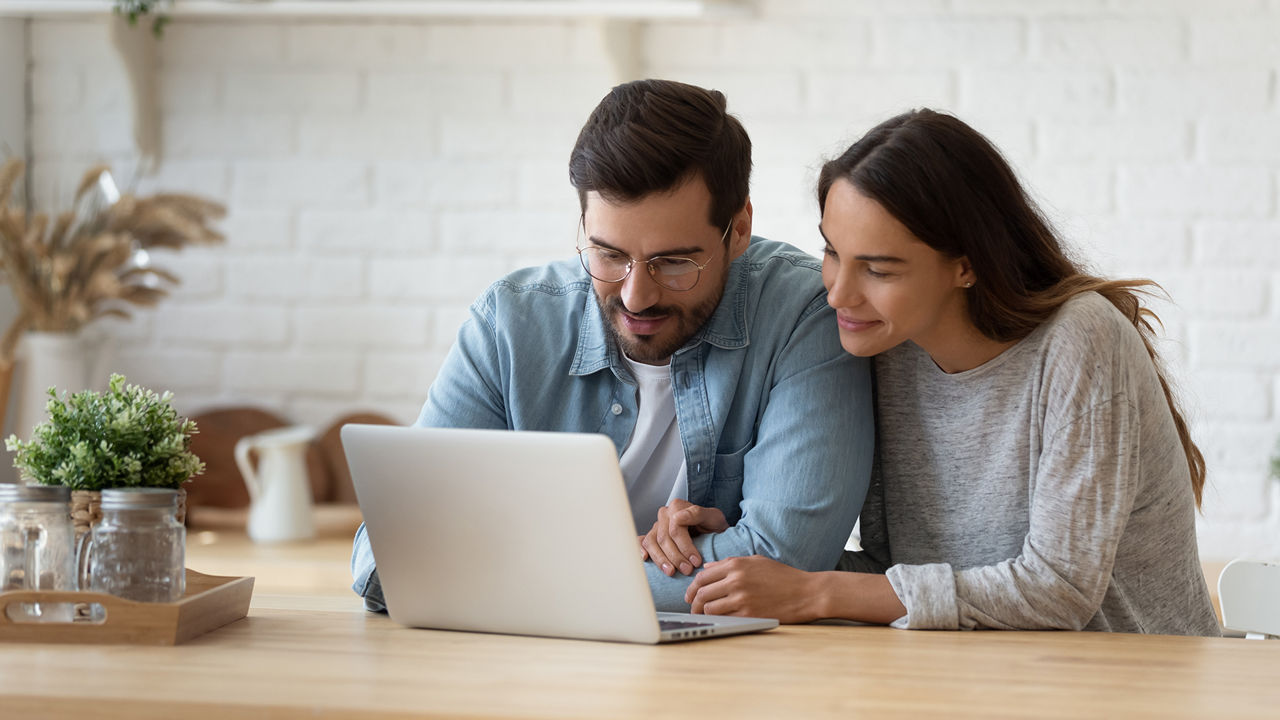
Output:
[610,403,623,415]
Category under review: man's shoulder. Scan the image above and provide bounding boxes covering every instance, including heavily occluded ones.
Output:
[741,237,824,276]
[467,259,593,340]
[484,258,593,301]
[737,237,829,315]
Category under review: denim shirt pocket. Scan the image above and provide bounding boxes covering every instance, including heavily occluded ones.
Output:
[711,445,750,525]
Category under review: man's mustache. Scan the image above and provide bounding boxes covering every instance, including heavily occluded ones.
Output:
[602,297,677,319]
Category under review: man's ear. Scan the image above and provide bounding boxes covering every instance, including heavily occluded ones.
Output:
[728,199,753,260]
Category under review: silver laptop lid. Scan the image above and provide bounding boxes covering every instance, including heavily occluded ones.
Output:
[343,425,664,643]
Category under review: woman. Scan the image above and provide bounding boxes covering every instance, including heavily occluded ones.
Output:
[682,109,1221,635]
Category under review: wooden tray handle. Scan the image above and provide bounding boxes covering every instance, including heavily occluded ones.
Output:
[0,571,253,644]
[0,589,149,626]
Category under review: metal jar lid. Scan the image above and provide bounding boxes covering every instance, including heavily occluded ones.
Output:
[0,484,71,503]
[100,487,180,510]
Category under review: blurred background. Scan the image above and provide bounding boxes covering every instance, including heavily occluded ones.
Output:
[0,0,1277,561]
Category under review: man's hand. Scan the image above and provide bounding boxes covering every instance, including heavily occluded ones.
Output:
[638,499,728,577]
[683,555,820,624]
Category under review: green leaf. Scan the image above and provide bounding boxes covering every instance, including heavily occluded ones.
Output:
[8,373,205,490]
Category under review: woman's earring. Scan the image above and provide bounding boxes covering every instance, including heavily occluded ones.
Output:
[964,281,974,288]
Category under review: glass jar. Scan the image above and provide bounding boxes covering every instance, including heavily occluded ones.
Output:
[0,484,75,621]
[78,488,186,603]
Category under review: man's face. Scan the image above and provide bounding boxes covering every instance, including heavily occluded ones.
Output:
[581,178,750,365]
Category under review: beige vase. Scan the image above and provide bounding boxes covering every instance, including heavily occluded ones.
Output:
[12,332,90,444]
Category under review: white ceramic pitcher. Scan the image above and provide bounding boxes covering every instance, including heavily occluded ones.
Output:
[234,425,316,543]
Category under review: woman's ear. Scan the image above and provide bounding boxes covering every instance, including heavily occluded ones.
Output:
[956,256,976,288]
[728,199,754,260]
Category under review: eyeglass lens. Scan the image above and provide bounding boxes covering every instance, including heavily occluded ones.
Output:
[579,248,702,290]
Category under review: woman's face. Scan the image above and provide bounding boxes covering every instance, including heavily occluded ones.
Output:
[819,178,974,359]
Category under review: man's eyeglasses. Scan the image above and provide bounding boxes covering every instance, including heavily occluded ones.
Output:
[575,217,732,292]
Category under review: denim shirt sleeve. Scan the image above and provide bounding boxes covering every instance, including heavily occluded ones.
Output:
[647,298,875,612]
[350,295,507,611]
[350,522,386,612]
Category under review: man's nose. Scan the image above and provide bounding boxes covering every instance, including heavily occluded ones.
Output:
[620,264,661,312]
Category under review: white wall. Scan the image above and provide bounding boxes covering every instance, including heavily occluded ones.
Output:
[0,18,22,160]
[0,17,26,441]
[17,1,1280,560]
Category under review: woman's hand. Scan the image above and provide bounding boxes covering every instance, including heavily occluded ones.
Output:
[684,555,824,624]
[639,499,729,576]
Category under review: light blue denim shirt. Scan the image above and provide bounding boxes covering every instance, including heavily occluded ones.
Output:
[352,237,874,612]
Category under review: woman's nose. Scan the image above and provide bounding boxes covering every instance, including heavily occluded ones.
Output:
[826,272,862,309]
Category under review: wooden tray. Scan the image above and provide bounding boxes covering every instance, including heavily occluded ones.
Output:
[0,569,254,646]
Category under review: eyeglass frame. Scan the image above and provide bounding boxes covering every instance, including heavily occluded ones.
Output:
[575,215,734,292]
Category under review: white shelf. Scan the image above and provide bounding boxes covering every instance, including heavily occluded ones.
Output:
[0,0,747,20]
[0,0,744,170]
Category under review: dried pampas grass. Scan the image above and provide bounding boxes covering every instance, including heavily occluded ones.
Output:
[0,158,225,368]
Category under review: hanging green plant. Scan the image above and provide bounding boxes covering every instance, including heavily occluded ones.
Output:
[113,0,173,37]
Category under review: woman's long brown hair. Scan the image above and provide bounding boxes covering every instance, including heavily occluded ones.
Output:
[819,109,1205,506]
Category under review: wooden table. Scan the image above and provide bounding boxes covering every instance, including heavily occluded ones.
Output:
[183,506,363,607]
[2,608,1278,718]
[1,530,1275,719]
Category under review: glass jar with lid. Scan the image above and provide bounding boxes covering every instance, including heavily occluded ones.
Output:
[77,487,186,603]
[0,484,75,621]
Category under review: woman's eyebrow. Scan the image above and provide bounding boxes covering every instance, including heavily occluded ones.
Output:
[817,227,906,263]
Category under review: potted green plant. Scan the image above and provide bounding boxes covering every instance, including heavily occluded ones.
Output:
[5,373,204,536]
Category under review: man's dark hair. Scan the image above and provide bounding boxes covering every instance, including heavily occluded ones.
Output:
[569,79,751,230]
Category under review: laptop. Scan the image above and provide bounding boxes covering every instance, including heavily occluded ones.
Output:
[341,424,779,644]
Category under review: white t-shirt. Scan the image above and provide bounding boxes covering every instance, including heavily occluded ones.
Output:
[617,355,688,534]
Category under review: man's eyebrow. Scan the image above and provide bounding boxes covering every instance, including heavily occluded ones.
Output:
[586,235,706,258]
[816,226,906,263]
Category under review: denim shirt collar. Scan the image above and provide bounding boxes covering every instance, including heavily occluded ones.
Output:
[569,254,751,377]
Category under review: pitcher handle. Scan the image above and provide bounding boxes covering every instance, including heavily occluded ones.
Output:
[235,437,261,502]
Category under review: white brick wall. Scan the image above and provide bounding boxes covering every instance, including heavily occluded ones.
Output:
[15,3,1280,561]
[0,19,27,368]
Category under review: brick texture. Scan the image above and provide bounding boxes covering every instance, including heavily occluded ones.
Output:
[19,3,1280,560]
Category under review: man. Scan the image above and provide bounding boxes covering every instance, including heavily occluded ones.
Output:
[352,79,873,612]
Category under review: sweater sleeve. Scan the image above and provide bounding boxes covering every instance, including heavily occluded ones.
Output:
[887,394,1141,630]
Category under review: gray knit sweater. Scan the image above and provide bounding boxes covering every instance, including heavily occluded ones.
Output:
[840,292,1220,636]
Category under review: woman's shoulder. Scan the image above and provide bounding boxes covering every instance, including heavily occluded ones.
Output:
[1033,290,1156,405]
[1037,291,1144,358]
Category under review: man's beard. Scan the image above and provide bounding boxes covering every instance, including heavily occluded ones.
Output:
[597,291,723,364]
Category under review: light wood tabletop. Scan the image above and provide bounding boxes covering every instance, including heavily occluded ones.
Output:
[0,525,1274,719]
[2,604,1279,719]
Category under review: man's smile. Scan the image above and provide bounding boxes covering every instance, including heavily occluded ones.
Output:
[618,310,671,336]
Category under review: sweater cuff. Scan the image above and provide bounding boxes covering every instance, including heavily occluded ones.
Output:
[886,563,959,630]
